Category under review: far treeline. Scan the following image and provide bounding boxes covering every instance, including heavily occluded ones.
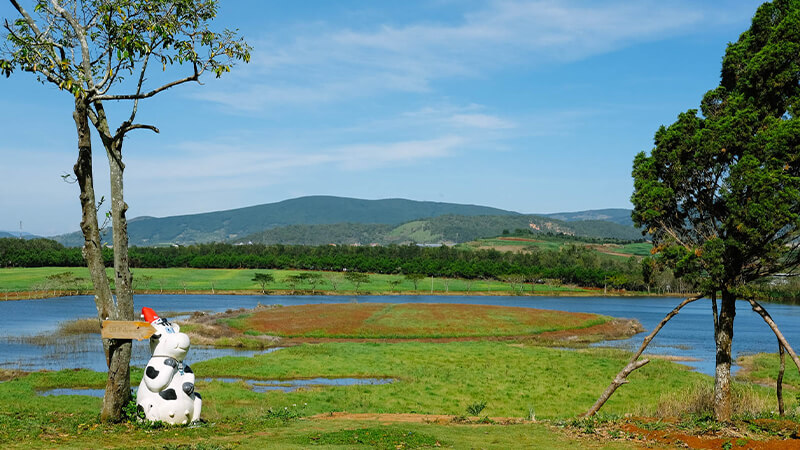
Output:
[3,237,796,300]
[1,237,652,290]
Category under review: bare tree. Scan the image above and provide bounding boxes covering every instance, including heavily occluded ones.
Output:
[2,0,249,421]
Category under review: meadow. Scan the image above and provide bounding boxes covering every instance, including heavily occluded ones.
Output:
[0,343,705,449]
[0,266,596,300]
[1,300,797,448]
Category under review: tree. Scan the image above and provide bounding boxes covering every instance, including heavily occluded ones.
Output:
[252,272,275,294]
[2,0,249,421]
[404,273,424,290]
[344,271,370,293]
[624,0,800,421]
[302,272,325,294]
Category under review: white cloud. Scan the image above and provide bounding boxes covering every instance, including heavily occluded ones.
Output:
[194,0,745,111]
[127,135,463,183]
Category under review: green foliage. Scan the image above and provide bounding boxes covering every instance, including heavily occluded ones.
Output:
[632,0,800,296]
[121,392,166,429]
[251,272,275,293]
[404,273,425,290]
[2,0,250,101]
[0,236,652,291]
[466,401,487,416]
[344,271,370,292]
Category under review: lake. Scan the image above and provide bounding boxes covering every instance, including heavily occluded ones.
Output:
[2,294,799,376]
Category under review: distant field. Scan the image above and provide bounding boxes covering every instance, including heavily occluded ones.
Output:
[0,266,591,298]
[467,236,652,258]
[227,303,610,338]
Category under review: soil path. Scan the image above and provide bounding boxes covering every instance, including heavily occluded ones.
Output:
[309,412,528,425]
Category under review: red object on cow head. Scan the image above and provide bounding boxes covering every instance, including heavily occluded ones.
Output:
[141,307,160,323]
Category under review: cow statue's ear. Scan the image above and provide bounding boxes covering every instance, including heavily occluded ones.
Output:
[152,333,161,340]
[173,323,181,333]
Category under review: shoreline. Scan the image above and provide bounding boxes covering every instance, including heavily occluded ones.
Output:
[1,288,694,302]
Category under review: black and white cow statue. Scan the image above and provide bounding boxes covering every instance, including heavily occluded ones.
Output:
[137,307,202,424]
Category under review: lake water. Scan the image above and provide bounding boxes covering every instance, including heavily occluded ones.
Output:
[2,294,800,376]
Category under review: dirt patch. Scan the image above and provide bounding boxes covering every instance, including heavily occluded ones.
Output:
[565,417,800,450]
[309,412,529,425]
[529,318,643,344]
[0,369,26,382]
[618,421,800,449]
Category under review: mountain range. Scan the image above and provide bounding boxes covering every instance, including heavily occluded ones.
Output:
[50,196,640,246]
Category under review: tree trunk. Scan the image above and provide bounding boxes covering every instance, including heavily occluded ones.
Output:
[72,99,131,422]
[97,104,135,422]
[714,289,736,422]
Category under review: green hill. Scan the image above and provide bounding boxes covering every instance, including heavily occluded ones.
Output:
[540,208,633,226]
[52,196,519,246]
[51,196,641,247]
[236,214,643,245]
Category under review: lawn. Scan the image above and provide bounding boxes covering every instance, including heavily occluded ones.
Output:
[0,266,591,299]
[0,342,711,448]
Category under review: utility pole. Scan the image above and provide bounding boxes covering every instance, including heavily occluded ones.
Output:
[19,221,23,239]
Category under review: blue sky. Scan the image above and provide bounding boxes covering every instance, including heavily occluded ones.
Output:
[0,0,765,236]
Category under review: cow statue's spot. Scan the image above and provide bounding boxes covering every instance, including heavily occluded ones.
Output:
[137,307,202,425]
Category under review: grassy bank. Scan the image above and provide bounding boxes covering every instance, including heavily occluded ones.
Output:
[0,266,611,300]
[0,342,717,448]
[736,352,800,390]
[0,342,791,448]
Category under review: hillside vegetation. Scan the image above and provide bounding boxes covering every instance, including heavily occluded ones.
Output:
[235,213,643,245]
[49,196,640,246]
[52,196,520,246]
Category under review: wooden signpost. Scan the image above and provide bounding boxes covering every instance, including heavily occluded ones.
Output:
[101,321,155,340]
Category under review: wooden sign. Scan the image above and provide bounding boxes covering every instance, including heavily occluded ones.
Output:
[101,321,155,340]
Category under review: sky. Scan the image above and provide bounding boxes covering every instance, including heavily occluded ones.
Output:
[0,0,766,236]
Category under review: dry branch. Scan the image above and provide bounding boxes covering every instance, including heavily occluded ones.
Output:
[584,295,703,417]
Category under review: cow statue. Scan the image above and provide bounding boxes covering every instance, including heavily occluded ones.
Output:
[136,307,202,425]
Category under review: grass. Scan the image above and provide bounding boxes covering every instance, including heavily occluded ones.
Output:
[0,266,594,299]
[0,342,689,448]
[232,303,611,339]
[0,341,791,448]
[193,342,709,419]
[736,352,800,390]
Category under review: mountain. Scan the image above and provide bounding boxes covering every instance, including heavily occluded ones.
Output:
[0,231,41,239]
[52,196,520,246]
[50,196,642,247]
[540,208,633,226]
[235,214,644,245]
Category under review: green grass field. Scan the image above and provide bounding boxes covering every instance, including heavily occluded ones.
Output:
[0,342,719,448]
[736,352,800,389]
[0,266,593,298]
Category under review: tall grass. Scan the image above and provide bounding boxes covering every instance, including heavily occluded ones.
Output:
[648,380,778,418]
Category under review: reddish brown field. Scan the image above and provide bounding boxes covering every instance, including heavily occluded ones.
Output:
[240,303,608,338]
